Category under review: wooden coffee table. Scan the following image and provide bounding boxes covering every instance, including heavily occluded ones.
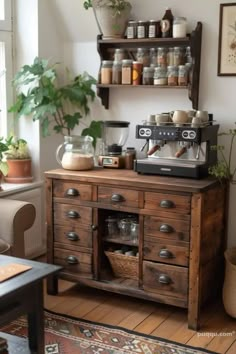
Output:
[0,255,61,353]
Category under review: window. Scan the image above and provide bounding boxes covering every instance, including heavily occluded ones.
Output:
[0,0,13,137]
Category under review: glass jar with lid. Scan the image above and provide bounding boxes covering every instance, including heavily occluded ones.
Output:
[167,65,178,86]
[157,47,168,67]
[121,59,133,84]
[167,47,174,66]
[173,47,184,66]
[142,67,154,85]
[149,48,157,66]
[137,20,148,38]
[178,65,188,86]
[101,60,113,84]
[148,20,159,38]
[114,48,126,62]
[136,48,150,67]
[56,135,94,171]
[173,17,187,38]
[126,20,137,39]
[112,61,122,84]
[154,66,167,85]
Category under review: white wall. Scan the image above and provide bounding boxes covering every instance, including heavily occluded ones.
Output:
[14,0,236,247]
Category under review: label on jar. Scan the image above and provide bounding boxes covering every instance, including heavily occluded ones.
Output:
[161,19,170,35]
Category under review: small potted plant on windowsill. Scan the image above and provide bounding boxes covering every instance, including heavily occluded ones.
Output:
[83,0,132,39]
[0,137,9,190]
[4,136,33,183]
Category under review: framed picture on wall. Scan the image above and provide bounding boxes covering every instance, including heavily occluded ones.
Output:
[218,3,236,76]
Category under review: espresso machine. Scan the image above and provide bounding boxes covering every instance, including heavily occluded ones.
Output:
[134,118,219,179]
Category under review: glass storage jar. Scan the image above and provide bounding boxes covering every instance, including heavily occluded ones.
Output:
[154,66,167,85]
[114,48,126,62]
[112,61,122,84]
[178,65,188,86]
[142,67,154,85]
[137,20,148,38]
[173,47,184,66]
[126,20,137,39]
[157,47,167,67]
[136,48,150,67]
[101,60,113,84]
[121,59,133,84]
[167,65,178,86]
[173,17,187,38]
[56,135,94,171]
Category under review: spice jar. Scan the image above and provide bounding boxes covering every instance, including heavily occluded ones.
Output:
[149,48,157,66]
[112,61,122,84]
[121,59,133,84]
[114,48,126,62]
[173,17,187,38]
[157,47,167,67]
[178,65,188,86]
[142,67,154,85]
[137,20,148,38]
[173,47,184,66]
[148,20,159,38]
[185,46,192,63]
[167,65,178,86]
[126,20,137,39]
[125,147,136,169]
[132,62,143,85]
[136,48,150,67]
[154,66,167,85]
[101,60,113,84]
[167,47,174,66]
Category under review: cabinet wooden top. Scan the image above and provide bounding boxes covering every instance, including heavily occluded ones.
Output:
[45,168,219,193]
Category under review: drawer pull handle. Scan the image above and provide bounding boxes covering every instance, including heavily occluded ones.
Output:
[111,194,125,202]
[66,232,79,241]
[67,211,80,219]
[158,274,171,285]
[160,200,174,209]
[66,256,79,265]
[65,188,79,197]
[159,249,173,259]
[159,224,173,233]
[91,224,98,231]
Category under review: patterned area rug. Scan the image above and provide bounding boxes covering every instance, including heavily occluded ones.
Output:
[0,309,218,354]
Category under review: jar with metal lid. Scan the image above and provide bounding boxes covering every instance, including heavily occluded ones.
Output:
[101,60,113,84]
[173,47,184,66]
[149,48,157,66]
[114,48,126,62]
[148,20,159,38]
[185,46,192,64]
[173,17,187,38]
[157,47,167,67]
[154,66,167,85]
[126,20,137,39]
[125,147,136,169]
[112,61,122,84]
[167,65,178,86]
[121,59,133,85]
[167,47,174,66]
[178,65,188,86]
[137,20,148,38]
[136,48,150,67]
[132,61,143,85]
[142,67,154,85]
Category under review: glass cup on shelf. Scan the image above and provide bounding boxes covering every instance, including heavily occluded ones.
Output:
[130,221,139,244]
[105,217,119,239]
[119,218,132,241]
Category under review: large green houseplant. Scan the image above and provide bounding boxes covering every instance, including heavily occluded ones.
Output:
[9,57,102,145]
[83,0,132,39]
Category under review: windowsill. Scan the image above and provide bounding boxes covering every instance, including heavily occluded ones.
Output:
[0,180,44,197]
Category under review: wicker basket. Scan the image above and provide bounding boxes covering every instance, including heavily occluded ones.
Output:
[223,247,236,318]
[105,251,138,280]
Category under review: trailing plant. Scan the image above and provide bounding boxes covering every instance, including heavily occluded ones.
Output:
[9,57,102,146]
[0,137,9,176]
[83,0,131,15]
[4,136,31,160]
[208,126,236,184]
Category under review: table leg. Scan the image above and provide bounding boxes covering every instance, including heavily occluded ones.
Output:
[27,281,44,354]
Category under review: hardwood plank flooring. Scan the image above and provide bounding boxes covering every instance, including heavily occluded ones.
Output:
[44,279,236,354]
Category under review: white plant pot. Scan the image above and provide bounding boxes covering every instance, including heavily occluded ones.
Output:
[92,3,131,39]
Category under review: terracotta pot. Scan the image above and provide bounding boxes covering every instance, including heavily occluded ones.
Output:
[4,159,33,183]
[92,2,132,39]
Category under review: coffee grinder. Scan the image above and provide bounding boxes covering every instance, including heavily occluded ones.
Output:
[98,121,130,168]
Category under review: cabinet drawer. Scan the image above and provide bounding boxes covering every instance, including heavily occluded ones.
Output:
[54,225,92,249]
[98,186,139,208]
[144,215,190,242]
[54,248,92,276]
[53,180,92,201]
[144,192,191,217]
[54,203,92,227]
[144,237,189,266]
[143,261,188,300]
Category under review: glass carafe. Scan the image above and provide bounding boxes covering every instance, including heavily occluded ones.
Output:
[56,135,94,171]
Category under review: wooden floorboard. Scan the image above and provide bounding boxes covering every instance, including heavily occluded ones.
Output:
[43,279,236,354]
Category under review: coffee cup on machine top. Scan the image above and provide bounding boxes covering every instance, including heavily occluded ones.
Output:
[170,110,188,125]
[155,113,170,125]
[195,110,209,124]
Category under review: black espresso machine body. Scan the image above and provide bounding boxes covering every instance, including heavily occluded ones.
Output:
[134,123,219,179]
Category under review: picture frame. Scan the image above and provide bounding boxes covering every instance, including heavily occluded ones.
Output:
[218,3,236,76]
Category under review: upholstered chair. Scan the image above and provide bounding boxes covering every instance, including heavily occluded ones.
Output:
[0,199,36,257]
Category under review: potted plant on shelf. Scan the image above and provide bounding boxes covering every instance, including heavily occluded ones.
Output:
[8,57,102,145]
[4,136,33,183]
[0,137,9,190]
[83,0,132,39]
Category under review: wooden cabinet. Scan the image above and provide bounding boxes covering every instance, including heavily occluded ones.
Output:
[96,22,202,109]
[45,169,226,330]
